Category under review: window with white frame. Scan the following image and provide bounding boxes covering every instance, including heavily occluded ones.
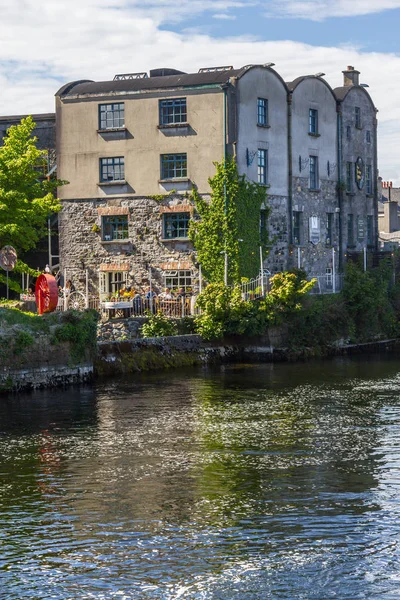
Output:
[257,149,268,184]
[99,103,124,130]
[99,270,128,300]
[257,98,268,126]
[309,155,318,189]
[100,157,124,182]
[102,215,129,241]
[164,270,192,292]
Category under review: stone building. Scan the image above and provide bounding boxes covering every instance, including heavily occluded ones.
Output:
[54,64,378,298]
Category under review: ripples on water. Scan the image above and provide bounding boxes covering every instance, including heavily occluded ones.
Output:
[1,356,400,599]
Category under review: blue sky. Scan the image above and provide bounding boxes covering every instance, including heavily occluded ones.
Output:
[1,0,400,181]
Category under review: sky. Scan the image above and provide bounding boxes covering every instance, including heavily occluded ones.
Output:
[1,0,400,182]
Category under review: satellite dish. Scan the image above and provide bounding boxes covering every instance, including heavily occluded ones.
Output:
[0,246,17,272]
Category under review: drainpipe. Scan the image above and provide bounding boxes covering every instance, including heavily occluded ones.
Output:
[221,83,229,285]
[373,113,379,252]
[287,93,293,254]
[337,106,343,270]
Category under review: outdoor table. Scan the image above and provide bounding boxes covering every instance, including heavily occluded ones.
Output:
[101,300,133,318]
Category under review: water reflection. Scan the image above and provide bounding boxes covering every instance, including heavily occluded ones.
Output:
[1,357,400,598]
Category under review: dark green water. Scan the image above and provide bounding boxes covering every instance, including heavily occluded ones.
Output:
[1,356,400,599]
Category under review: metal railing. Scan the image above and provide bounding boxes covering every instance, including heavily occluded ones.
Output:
[308,274,343,295]
[239,274,270,300]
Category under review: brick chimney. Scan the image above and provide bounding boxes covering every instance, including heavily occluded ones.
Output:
[342,65,360,87]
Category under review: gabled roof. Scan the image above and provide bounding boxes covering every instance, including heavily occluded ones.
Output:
[333,85,378,111]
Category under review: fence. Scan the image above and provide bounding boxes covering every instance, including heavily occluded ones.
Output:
[239,274,270,300]
[308,274,344,295]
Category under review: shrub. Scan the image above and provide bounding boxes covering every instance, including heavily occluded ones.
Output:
[141,312,178,338]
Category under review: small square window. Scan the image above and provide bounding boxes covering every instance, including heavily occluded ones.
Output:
[309,109,318,134]
[99,103,124,130]
[159,98,187,125]
[160,153,187,179]
[102,215,129,241]
[257,98,268,126]
[100,157,124,182]
[163,212,190,239]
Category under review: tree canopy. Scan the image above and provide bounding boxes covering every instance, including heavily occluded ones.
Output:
[0,116,61,252]
[0,116,63,288]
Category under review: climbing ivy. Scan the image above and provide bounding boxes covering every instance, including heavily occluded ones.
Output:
[189,158,269,284]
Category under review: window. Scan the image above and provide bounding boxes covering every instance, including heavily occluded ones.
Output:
[346,162,353,193]
[357,216,365,241]
[347,213,354,246]
[326,212,334,245]
[159,98,187,125]
[309,109,318,135]
[293,211,302,245]
[309,155,319,189]
[366,130,371,143]
[161,153,187,179]
[257,149,268,184]
[102,215,129,241]
[257,98,268,126]
[164,270,192,292]
[367,215,374,245]
[346,125,351,140]
[366,164,372,194]
[99,270,128,300]
[355,106,361,128]
[163,212,190,239]
[100,157,124,182]
[99,103,124,130]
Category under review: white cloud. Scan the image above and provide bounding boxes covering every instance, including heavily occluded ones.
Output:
[0,1,399,182]
[265,0,400,21]
[212,13,237,20]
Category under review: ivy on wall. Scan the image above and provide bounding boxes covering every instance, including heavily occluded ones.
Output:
[189,158,269,284]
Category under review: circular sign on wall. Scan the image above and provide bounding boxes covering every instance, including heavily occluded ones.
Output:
[355,157,364,190]
[35,274,59,315]
[0,245,17,272]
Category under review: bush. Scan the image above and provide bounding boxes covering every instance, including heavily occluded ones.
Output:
[140,312,178,338]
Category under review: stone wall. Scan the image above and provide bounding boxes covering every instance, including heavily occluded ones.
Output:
[59,194,200,295]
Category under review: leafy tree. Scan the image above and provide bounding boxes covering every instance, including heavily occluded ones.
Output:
[0,116,63,288]
[189,158,269,284]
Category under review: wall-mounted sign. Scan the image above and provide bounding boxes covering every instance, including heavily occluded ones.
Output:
[309,215,320,245]
[355,157,364,190]
[0,245,17,272]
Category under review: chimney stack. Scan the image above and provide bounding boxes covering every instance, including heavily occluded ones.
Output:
[342,65,360,87]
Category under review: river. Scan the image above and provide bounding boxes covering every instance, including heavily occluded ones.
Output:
[1,356,400,599]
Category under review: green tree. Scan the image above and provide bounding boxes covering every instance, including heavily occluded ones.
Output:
[189,158,269,284]
[0,116,63,288]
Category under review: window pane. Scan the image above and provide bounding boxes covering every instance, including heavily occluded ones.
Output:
[100,157,125,182]
[99,103,124,129]
[309,109,318,134]
[102,215,129,240]
[159,98,187,125]
[309,156,318,189]
[257,98,268,125]
[161,154,187,179]
[163,212,190,239]
[257,149,268,184]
